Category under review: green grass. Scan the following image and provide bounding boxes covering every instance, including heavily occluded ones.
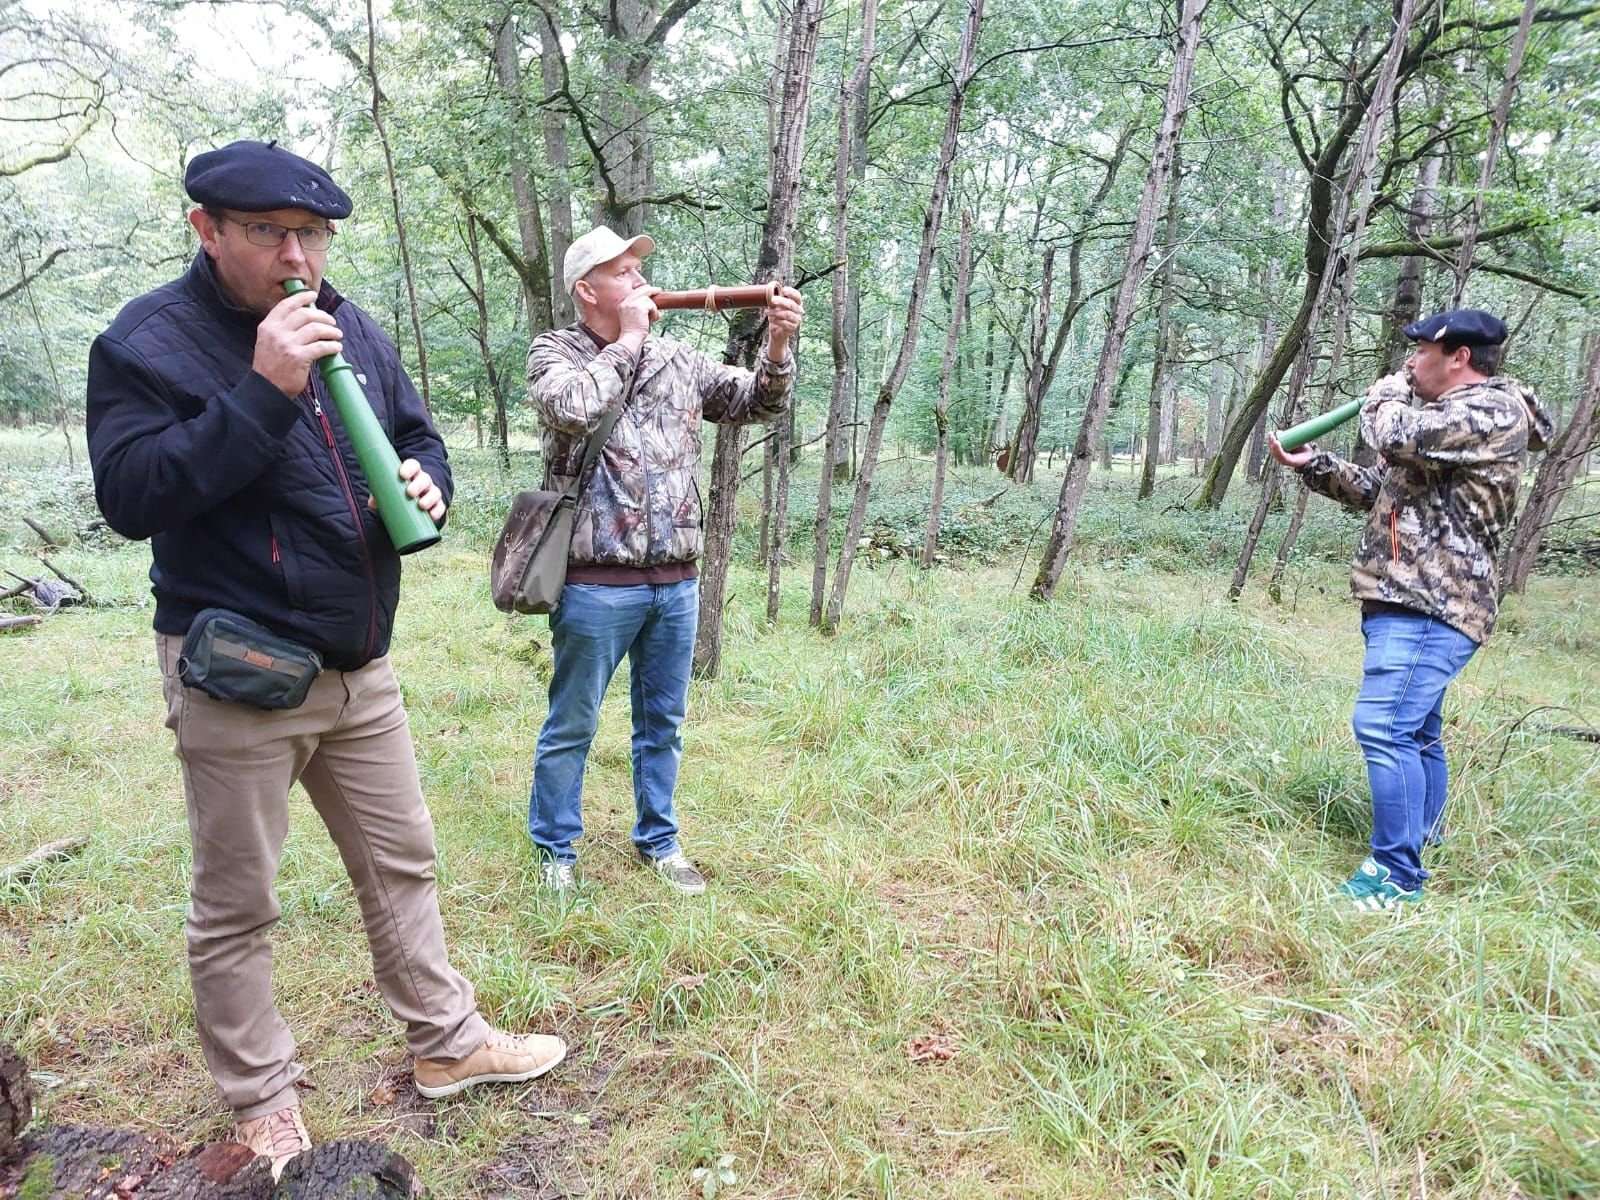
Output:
[2,439,1598,1197]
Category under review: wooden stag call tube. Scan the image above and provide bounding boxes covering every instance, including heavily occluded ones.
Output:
[1275,398,1363,452]
[283,279,440,555]
[651,282,780,313]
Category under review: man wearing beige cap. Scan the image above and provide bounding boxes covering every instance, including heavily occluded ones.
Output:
[524,226,804,894]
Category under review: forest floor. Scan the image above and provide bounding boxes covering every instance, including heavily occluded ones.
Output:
[3,432,1598,1198]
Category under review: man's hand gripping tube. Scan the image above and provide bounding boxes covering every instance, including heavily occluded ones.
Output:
[284,279,440,554]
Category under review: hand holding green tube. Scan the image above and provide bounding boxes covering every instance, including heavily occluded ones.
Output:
[283,279,440,554]
[1274,397,1363,452]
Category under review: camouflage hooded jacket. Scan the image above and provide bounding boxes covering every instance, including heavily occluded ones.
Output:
[527,324,793,571]
[1297,375,1551,644]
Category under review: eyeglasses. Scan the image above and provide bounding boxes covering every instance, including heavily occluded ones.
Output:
[217,215,336,252]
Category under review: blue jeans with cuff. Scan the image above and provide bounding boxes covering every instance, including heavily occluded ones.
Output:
[1351,609,1479,893]
[529,579,699,865]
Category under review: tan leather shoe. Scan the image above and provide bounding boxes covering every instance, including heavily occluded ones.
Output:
[414,1029,567,1099]
[234,1103,311,1180]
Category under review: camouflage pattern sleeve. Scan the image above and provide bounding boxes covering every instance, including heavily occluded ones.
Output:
[526,332,633,435]
[1298,451,1384,511]
[697,347,793,425]
[1363,382,1531,471]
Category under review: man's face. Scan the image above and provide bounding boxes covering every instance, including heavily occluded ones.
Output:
[1404,339,1472,402]
[188,207,334,316]
[575,252,648,322]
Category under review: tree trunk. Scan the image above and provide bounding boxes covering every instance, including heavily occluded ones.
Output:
[824,0,984,632]
[811,0,880,627]
[1,1041,30,1158]
[1228,0,1418,599]
[1202,170,1288,504]
[1384,146,1442,370]
[1502,333,1600,593]
[1031,0,1207,600]
[538,8,574,326]
[1139,142,1185,500]
[696,0,822,676]
[493,13,554,333]
[364,0,431,412]
[1204,351,1226,457]
[1010,245,1055,484]
[922,211,973,567]
[461,216,510,468]
[1452,0,1537,305]
[1009,125,1135,483]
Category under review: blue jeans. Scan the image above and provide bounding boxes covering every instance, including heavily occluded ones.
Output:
[1351,610,1479,892]
[529,580,699,864]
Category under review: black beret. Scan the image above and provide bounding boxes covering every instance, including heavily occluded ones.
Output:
[184,140,352,219]
[1403,308,1506,346]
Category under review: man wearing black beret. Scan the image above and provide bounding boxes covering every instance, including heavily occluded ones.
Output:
[1271,308,1552,913]
[86,140,565,1176]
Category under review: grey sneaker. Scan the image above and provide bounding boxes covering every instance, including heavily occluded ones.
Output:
[538,859,576,892]
[644,849,706,895]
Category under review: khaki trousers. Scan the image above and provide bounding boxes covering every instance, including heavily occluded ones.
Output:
[157,635,489,1119]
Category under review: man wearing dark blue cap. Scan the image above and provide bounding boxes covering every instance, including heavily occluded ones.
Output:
[86,140,564,1176]
[1271,309,1552,913]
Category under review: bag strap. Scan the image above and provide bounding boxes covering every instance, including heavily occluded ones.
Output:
[574,403,623,491]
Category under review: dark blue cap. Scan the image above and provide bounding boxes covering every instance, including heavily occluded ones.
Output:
[184,140,352,219]
[1403,308,1506,346]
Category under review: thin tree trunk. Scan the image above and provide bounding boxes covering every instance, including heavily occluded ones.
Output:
[1502,333,1600,593]
[811,0,880,627]
[1204,350,1226,457]
[1266,485,1310,602]
[364,0,431,411]
[1385,148,1442,369]
[696,0,822,676]
[1010,245,1055,484]
[493,13,554,333]
[1207,175,1286,500]
[1140,142,1184,500]
[824,0,984,632]
[1452,0,1537,305]
[1031,0,1207,601]
[840,0,876,486]
[460,216,509,468]
[1229,0,1418,599]
[922,211,973,567]
[538,8,575,326]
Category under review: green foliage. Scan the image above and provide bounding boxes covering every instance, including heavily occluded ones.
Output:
[3,459,1597,1195]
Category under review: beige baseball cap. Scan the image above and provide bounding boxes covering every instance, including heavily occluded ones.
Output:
[563,226,655,296]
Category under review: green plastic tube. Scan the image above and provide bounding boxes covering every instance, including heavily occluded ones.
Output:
[283,279,439,554]
[1275,397,1363,452]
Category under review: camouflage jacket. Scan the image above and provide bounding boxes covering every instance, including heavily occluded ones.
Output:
[526,323,793,570]
[1297,375,1551,644]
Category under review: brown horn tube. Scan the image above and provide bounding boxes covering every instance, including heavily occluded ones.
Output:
[652,282,779,313]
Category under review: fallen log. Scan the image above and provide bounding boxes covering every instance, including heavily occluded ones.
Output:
[0,616,43,633]
[0,1044,30,1159]
[0,1044,426,1199]
[0,837,89,889]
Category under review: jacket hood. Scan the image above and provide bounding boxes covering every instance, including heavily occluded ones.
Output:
[1497,376,1552,452]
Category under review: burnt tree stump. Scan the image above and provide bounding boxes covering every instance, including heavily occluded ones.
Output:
[0,1045,425,1199]
[0,1043,30,1159]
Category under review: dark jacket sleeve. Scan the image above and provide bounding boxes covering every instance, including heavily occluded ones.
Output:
[86,332,301,542]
